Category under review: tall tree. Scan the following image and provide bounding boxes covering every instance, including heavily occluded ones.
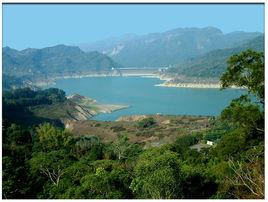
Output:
[130,148,183,199]
[217,49,264,199]
[220,49,264,103]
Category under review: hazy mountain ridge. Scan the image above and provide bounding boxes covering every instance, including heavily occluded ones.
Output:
[167,35,264,78]
[3,44,122,78]
[3,27,263,82]
[78,27,262,67]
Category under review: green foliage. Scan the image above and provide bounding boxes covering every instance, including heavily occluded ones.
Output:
[29,149,76,199]
[209,143,264,199]
[130,148,183,199]
[112,134,130,160]
[3,123,32,150]
[41,159,94,199]
[204,130,225,142]
[206,159,230,183]
[211,129,247,160]
[112,134,142,161]
[42,88,66,103]
[72,136,102,159]
[34,123,72,152]
[137,117,156,129]
[171,135,199,156]
[77,163,132,199]
[2,123,35,199]
[219,51,264,155]
[220,95,263,133]
[208,50,265,199]
[2,156,16,199]
[181,169,217,199]
[57,160,133,199]
[3,88,66,127]
[221,49,264,102]
[30,150,73,181]
[4,87,66,105]
[175,135,198,147]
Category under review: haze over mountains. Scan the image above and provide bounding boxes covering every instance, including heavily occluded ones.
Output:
[3,26,264,85]
[78,26,262,67]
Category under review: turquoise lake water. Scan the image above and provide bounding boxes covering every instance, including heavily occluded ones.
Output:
[51,76,245,121]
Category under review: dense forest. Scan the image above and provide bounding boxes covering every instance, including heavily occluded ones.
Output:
[2,50,264,199]
[3,88,67,127]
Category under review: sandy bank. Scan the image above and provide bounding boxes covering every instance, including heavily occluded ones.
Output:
[155,82,243,89]
[155,82,221,89]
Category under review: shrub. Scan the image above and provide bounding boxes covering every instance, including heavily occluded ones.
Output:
[137,117,156,129]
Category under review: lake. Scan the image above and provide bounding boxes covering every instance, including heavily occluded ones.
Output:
[51,76,244,121]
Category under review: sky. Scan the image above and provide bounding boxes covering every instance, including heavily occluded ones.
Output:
[3,4,264,50]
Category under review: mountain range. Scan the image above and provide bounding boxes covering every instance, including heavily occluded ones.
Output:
[78,27,262,67]
[3,26,264,84]
[3,45,121,78]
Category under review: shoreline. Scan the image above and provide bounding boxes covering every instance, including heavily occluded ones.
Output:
[155,82,244,89]
[155,82,221,89]
[33,73,242,90]
[34,73,161,87]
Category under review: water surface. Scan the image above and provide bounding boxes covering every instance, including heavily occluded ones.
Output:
[51,76,244,121]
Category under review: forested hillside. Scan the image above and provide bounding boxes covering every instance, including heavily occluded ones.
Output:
[167,35,264,78]
[3,74,30,90]
[3,45,121,78]
[3,88,68,127]
[3,88,127,127]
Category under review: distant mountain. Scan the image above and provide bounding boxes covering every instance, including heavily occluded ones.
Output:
[167,35,264,78]
[3,45,121,78]
[78,27,262,67]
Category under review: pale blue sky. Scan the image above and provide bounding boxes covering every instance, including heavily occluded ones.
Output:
[3,4,264,50]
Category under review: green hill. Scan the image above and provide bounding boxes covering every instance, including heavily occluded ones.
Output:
[167,35,264,78]
[3,45,122,78]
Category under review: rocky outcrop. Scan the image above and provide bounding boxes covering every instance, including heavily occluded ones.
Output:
[67,93,128,121]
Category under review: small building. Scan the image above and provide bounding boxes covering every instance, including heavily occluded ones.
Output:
[206,140,214,146]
